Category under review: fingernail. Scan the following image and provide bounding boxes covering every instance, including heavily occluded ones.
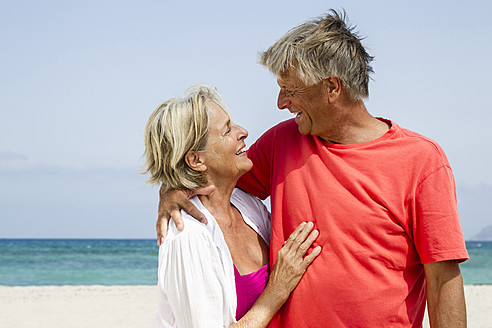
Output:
[307,222,314,228]
[315,246,322,252]
[313,230,319,236]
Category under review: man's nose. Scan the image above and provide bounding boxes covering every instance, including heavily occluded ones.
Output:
[277,90,291,110]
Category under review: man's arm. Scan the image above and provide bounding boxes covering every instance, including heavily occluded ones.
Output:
[156,125,278,244]
[156,185,214,245]
[424,260,466,328]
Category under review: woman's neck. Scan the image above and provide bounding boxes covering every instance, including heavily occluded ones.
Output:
[198,178,238,226]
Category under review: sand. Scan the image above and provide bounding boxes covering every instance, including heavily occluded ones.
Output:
[0,285,490,327]
[0,285,156,328]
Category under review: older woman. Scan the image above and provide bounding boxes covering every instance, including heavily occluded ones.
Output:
[144,85,321,328]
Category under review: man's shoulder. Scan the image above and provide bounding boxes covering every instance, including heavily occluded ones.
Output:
[394,124,448,158]
[389,122,451,168]
[246,119,302,159]
[258,118,299,140]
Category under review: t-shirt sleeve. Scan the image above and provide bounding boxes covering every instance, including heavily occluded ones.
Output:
[412,164,469,264]
[237,127,276,200]
[158,230,234,327]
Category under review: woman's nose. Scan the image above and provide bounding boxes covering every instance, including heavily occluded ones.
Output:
[236,124,248,140]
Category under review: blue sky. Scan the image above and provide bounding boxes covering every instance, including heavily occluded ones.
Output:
[1,0,491,239]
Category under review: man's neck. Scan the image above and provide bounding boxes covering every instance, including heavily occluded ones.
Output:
[318,101,390,144]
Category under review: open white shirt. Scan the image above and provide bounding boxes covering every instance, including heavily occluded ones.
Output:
[153,188,271,328]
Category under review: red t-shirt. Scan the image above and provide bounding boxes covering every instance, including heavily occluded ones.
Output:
[237,118,468,327]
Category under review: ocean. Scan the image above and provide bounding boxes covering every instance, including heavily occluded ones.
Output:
[0,239,490,286]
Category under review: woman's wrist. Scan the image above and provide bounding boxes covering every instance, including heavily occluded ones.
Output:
[261,283,289,310]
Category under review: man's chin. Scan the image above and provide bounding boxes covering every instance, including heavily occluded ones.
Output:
[297,124,310,135]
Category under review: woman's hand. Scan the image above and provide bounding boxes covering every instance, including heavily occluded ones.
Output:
[266,222,321,301]
[231,222,320,328]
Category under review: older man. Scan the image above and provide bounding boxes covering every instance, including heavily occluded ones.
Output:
[157,10,468,327]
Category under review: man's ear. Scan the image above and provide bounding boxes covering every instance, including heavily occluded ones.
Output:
[185,151,207,172]
[323,76,342,103]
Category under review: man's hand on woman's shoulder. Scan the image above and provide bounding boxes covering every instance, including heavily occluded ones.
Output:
[156,185,215,245]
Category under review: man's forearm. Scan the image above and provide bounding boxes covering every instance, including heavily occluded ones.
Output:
[425,261,466,327]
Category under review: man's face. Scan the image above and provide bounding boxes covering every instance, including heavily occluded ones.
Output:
[276,69,329,137]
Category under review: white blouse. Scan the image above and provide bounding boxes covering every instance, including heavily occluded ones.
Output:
[153,188,271,328]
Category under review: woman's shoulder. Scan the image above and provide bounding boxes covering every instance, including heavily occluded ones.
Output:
[231,188,268,214]
[159,212,221,268]
[231,188,271,243]
[164,198,213,244]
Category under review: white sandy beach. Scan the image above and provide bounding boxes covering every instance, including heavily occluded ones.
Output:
[0,285,490,328]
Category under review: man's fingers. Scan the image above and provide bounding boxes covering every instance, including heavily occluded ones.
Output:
[170,209,184,231]
[156,207,174,246]
[188,185,215,198]
[156,222,164,246]
[181,201,208,224]
[156,216,168,246]
[155,186,210,246]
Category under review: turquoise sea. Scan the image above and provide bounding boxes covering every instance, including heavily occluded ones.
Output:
[0,239,490,286]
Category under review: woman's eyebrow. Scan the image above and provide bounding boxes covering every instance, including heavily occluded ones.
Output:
[222,119,231,131]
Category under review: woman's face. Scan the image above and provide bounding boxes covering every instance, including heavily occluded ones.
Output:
[201,101,253,183]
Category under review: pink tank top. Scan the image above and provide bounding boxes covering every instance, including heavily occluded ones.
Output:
[234,264,269,320]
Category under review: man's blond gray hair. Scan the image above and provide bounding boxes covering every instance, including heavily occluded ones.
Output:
[260,9,374,101]
[143,85,228,190]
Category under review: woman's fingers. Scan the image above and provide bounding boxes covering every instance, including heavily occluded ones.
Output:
[269,222,321,298]
[284,221,316,253]
[301,246,322,269]
[284,222,307,246]
[279,221,321,273]
[295,229,319,257]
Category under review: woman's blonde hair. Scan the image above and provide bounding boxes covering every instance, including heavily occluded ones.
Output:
[143,85,228,190]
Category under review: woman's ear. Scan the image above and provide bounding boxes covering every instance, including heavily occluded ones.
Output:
[185,151,207,172]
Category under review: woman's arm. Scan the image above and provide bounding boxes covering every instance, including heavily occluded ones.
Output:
[231,222,321,328]
[159,221,319,328]
[159,229,237,327]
